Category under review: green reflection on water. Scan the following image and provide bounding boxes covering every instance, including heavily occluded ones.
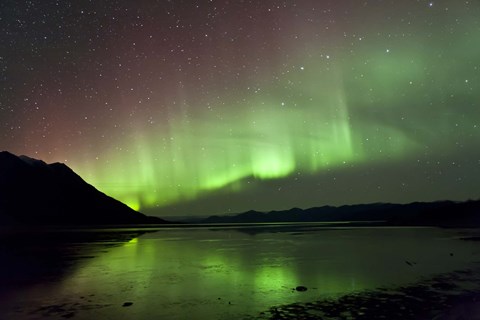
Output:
[49,227,480,319]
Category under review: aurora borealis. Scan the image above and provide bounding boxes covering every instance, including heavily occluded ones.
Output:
[1,0,479,216]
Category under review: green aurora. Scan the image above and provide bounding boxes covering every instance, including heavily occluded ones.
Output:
[1,1,479,216]
[80,27,479,213]
[86,62,413,211]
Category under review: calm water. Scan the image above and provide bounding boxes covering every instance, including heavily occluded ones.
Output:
[1,224,480,319]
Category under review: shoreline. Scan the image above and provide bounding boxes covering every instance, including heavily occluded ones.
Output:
[247,267,480,320]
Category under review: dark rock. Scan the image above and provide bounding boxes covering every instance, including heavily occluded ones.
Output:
[62,312,75,318]
[461,237,480,241]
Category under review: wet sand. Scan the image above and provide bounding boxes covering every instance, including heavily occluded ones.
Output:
[249,268,480,320]
[8,268,480,320]
[1,226,480,319]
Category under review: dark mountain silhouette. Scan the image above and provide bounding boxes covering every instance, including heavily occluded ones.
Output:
[0,151,167,225]
[201,200,480,227]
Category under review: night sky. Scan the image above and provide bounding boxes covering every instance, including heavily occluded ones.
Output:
[1,0,479,217]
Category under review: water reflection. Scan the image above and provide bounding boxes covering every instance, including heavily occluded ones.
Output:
[0,228,150,291]
[1,225,480,319]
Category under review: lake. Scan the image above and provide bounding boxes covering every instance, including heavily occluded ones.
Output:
[1,224,480,319]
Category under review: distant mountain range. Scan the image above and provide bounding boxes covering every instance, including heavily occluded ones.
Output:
[2,151,479,227]
[0,151,167,225]
[201,200,480,227]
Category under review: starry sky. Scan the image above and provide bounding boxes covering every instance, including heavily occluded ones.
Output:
[1,0,479,217]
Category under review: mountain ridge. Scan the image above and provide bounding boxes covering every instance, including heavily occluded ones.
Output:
[0,151,167,225]
[200,199,480,227]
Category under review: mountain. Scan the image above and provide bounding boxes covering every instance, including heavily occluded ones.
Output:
[0,151,167,225]
[201,200,480,227]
